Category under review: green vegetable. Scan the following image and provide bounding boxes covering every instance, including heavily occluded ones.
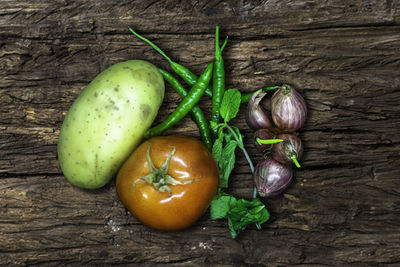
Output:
[128,26,272,238]
[129,27,278,106]
[157,68,213,151]
[220,87,241,123]
[213,137,237,189]
[58,60,165,189]
[211,26,226,137]
[212,89,254,172]
[210,88,270,237]
[210,193,270,239]
[144,63,214,139]
[129,27,230,100]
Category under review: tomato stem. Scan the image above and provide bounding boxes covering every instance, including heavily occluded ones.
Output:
[131,144,198,195]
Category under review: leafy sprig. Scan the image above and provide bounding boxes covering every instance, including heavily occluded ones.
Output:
[210,193,270,239]
[210,89,270,238]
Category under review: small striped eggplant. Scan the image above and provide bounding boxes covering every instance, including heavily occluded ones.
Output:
[271,133,303,168]
[271,84,307,132]
[253,157,293,197]
[245,90,272,130]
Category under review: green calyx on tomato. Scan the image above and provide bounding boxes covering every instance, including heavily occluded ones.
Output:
[116,135,219,231]
[132,144,198,195]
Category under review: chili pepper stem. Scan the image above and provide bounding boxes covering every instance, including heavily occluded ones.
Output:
[256,138,284,145]
[221,36,228,52]
[291,155,301,168]
[129,27,173,64]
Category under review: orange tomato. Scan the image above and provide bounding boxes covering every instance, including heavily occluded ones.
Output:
[116,135,219,231]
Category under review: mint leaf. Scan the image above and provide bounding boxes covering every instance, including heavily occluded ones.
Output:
[212,134,224,163]
[210,193,270,239]
[220,88,241,123]
[218,139,237,188]
[227,198,270,239]
[210,193,236,220]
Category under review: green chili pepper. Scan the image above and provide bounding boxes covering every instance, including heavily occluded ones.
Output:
[157,68,213,151]
[129,27,227,99]
[211,26,225,136]
[144,63,214,139]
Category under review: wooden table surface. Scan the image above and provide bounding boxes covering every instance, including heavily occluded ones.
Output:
[1,1,400,266]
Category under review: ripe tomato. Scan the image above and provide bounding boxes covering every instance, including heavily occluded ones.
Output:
[116,135,219,231]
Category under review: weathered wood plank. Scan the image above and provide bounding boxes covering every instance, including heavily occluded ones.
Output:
[1,0,400,266]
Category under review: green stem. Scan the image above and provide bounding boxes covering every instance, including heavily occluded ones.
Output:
[253,187,258,199]
[221,36,228,52]
[225,124,258,199]
[256,138,284,145]
[291,155,301,168]
[225,124,254,174]
[129,27,173,64]
[261,85,281,91]
[281,84,292,95]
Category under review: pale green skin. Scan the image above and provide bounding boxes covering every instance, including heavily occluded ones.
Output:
[57,60,165,189]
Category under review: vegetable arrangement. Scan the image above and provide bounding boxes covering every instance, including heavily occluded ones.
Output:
[57,25,307,238]
[246,85,307,197]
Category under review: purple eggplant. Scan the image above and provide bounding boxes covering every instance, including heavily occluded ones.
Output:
[246,90,272,130]
[271,84,307,132]
[272,133,303,168]
[253,157,293,197]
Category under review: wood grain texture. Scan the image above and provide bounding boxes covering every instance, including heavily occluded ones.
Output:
[1,0,400,266]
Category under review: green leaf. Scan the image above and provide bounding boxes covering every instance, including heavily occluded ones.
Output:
[220,88,241,123]
[212,135,223,163]
[227,198,270,239]
[210,193,237,220]
[218,139,237,188]
[217,125,225,139]
[210,193,270,239]
[224,128,233,143]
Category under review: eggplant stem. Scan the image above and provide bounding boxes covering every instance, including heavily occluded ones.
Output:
[256,138,283,145]
[291,155,301,168]
[281,84,292,94]
[261,85,280,92]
